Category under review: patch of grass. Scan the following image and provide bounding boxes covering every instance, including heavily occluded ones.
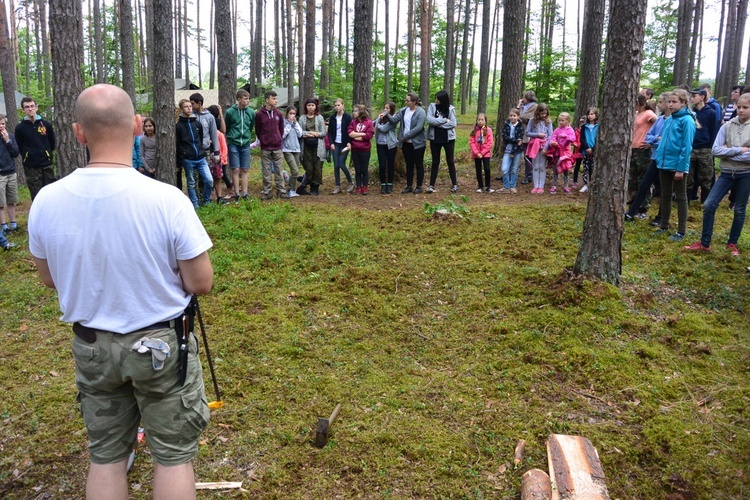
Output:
[1,192,749,498]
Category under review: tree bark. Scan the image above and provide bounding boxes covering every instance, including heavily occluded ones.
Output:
[573,0,648,284]
[285,0,295,106]
[49,0,86,178]
[174,0,182,78]
[0,0,19,132]
[672,0,694,86]
[384,0,391,102]
[475,0,491,113]
[574,0,605,122]
[489,0,500,101]
[37,0,51,97]
[301,0,316,101]
[407,0,414,90]
[120,0,136,108]
[215,0,236,110]
[150,0,176,185]
[687,0,703,88]
[353,0,374,106]
[196,0,202,88]
[458,0,471,113]
[297,0,305,96]
[444,0,455,93]
[275,0,282,86]
[93,0,105,83]
[493,0,525,159]
[321,0,330,90]
[419,0,430,106]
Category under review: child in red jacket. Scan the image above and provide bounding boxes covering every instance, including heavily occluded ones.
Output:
[470,113,495,193]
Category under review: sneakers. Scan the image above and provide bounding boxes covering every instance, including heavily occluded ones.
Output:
[355,186,362,194]
[486,188,495,193]
[669,232,685,241]
[654,228,669,234]
[402,186,413,194]
[549,186,557,194]
[386,184,393,194]
[531,188,541,194]
[426,186,435,193]
[727,243,740,256]
[684,241,711,251]
[579,185,589,193]
[571,183,578,189]
[260,193,273,201]
[2,242,16,250]
[288,190,299,198]
[346,184,356,194]
[451,185,459,193]
[332,186,341,194]
[563,187,571,194]
[497,188,510,194]
[624,213,635,222]
[414,187,423,194]
[476,188,483,193]
[635,212,648,220]
[649,217,662,227]
[361,185,368,195]
[510,188,517,194]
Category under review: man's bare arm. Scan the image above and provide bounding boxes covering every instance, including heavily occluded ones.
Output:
[32,257,56,289]
[177,251,213,295]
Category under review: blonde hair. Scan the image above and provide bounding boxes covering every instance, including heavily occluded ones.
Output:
[557,112,571,122]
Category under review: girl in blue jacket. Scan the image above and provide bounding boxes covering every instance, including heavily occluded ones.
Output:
[654,89,697,241]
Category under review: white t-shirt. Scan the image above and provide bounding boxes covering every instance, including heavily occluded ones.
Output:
[404,108,415,143]
[29,167,213,333]
[335,115,343,144]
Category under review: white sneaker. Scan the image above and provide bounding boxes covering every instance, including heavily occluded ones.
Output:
[476,188,483,193]
[288,190,299,198]
[486,188,495,193]
[510,188,517,194]
[451,185,459,193]
[425,186,435,193]
[579,185,589,193]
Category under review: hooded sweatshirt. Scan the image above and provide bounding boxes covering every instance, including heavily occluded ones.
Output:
[15,115,55,168]
[655,107,696,173]
[224,104,255,147]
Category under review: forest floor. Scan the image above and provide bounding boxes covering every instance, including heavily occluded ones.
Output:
[1,156,748,499]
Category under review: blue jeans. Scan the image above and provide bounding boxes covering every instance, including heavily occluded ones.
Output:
[228,143,251,170]
[502,151,522,189]
[701,170,750,247]
[182,158,213,208]
[332,143,352,185]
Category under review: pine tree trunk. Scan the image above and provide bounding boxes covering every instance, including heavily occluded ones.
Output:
[466,0,478,108]
[196,0,202,88]
[302,0,316,100]
[120,0,136,108]
[475,0,491,113]
[145,0,154,84]
[419,0,430,106]
[94,0,105,82]
[687,0,703,88]
[209,0,215,88]
[298,0,305,95]
[38,0,51,97]
[275,0,282,86]
[458,0,471,113]
[407,0,414,90]
[0,0,19,132]
[573,0,648,284]
[174,0,182,78]
[574,0,605,122]
[150,0,176,185]
[490,0,500,101]
[353,0,374,106]
[49,0,86,178]
[672,0,694,86]
[183,0,189,83]
[384,0,391,102]
[215,0,236,109]
[285,0,295,105]
[33,0,42,87]
[253,0,263,92]
[493,0,525,160]
[320,0,329,90]
[444,0,455,93]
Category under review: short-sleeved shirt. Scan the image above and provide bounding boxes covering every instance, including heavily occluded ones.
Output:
[28,167,212,333]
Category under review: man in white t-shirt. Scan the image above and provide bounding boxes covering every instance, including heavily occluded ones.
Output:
[28,84,214,500]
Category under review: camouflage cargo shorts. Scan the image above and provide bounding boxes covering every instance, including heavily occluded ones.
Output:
[72,325,209,466]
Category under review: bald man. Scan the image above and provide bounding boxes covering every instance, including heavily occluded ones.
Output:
[28,84,214,500]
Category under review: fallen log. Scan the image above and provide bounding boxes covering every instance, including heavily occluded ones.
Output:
[521,469,552,500]
[546,434,609,499]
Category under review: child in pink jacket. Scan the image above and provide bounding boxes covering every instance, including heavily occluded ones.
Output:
[470,113,495,193]
[546,112,576,193]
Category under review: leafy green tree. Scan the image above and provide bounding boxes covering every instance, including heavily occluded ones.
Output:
[642,0,677,90]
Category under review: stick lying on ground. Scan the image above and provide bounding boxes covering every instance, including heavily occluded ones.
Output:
[314,403,342,448]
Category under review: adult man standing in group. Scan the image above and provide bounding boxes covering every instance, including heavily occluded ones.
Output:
[189,93,221,165]
[15,97,56,201]
[28,84,214,499]
[254,90,287,200]
[224,89,255,201]
[689,88,719,204]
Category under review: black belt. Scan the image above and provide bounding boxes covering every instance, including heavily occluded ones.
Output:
[72,321,172,344]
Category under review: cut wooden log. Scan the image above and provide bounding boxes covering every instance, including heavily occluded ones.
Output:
[547,434,610,500]
[521,468,552,500]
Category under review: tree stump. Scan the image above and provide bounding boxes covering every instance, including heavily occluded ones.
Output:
[546,434,609,500]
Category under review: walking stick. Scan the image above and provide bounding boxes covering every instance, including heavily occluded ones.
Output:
[191,295,224,409]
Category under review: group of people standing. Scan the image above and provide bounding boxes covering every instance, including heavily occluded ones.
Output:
[624,82,750,258]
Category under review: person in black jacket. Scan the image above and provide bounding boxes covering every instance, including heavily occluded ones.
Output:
[0,114,20,235]
[15,97,55,201]
[327,98,354,194]
[175,99,213,209]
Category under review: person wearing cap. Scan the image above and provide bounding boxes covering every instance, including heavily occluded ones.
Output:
[688,87,719,204]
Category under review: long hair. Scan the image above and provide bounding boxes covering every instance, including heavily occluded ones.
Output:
[304,98,320,115]
[586,107,599,124]
[207,105,223,129]
[406,92,421,107]
[435,90,451,117]
[352,104,370,121]
[533,103,551,124]
[142,117,156,136]
[380,101,396,123]
[470,112,488,137]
